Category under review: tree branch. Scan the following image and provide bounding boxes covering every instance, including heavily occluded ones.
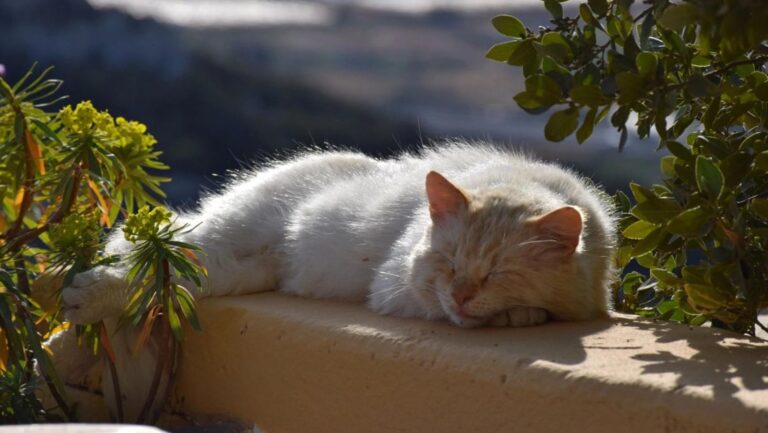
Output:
[704,56,768,78]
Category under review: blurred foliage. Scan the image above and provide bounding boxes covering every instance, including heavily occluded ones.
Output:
[0,65,205,421]
[489,0,768,335]
[0,0,430,205]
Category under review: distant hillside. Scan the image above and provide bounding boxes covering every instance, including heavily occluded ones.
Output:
[0,0,423,203]
[2,0,663,202]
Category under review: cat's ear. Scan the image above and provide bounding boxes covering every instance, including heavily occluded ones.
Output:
[533,206,583,255]
[425,171,468,221]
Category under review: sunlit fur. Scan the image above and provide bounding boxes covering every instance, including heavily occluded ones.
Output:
[61,142,617,328]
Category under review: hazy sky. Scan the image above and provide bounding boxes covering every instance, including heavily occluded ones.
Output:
[87,0,542,27]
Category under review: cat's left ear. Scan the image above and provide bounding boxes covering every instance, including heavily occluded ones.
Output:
[532,206,583,255]
[425,171,469,221]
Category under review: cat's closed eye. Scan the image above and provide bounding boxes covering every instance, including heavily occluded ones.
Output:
[438,252,456,273]
[485,270,521,282]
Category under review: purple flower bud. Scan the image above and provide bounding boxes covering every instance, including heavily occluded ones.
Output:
[0,64,5,77]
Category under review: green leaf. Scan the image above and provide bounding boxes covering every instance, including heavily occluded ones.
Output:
[629,182,655,203]
[701,97,720,129]
[507,39,538,67]
[751,198,768,220]
[754,83,768,101]
[614,245,633,268]
[544,0,563,19]
[485,41,519,62]
[665,141,693,160]
[544,108,580,142]
[685,283,731,312]
[616,71,645,104]
[691,55,711,68]
[167,294,184,341]
[635,252,655,269]
[635,52,657,79]
[660,155,676,178]
[579,4,597,25]
[755,151,768,171]
[492,15,526,37]
[631,226,666,256]
[624,36,640,64]
[657,300,678,315]
[614,190,631,213]
[666,206,712,238]
[541,32,572,61]
[687,74,718,98]
[621,271,645,296]
[652,268,681,286]
[576,106,597,144]
[514,91,548,112]
[689,315,708,326]
[658,3,698,32]
[632,198,683,224]
[720,151,752,187]
[622,220,659,240]
[525,74,563,105]
[694,156,724,199]
[570,84,610,107]
[588,0,608,16]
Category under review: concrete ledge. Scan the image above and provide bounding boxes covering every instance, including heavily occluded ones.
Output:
[173,293,768,433]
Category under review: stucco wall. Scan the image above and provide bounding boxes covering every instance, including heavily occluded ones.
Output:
[173,293,768,433]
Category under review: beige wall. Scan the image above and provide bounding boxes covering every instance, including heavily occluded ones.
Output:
[173,293,768,433]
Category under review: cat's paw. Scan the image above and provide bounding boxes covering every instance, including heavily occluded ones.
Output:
[488,306,548,328]
[61,267,127,324]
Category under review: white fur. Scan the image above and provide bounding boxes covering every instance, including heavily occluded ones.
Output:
[61,143,616,325]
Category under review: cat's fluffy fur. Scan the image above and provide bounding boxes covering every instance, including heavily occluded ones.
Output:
[47,142,617,420]
[61,143,617,328]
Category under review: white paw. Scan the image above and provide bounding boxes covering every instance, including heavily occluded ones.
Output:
[488,306,549,328]
[62,267,127,324]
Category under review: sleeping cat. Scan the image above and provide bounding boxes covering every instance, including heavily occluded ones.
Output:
[44,143,617,421]
[60,143,617,329]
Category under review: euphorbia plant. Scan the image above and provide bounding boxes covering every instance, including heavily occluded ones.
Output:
[0,65,205,422]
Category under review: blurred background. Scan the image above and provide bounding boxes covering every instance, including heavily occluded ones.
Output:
[1,0,661,206]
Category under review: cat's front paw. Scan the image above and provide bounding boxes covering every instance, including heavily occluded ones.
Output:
[488,306,548,328]
[62,267,128,324]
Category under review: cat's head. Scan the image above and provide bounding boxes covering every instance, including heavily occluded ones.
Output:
[410,171,599,328]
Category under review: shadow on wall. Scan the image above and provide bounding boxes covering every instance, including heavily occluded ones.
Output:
[626,318,768,401]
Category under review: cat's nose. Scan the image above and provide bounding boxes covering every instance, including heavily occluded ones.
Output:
[452,287,476,307]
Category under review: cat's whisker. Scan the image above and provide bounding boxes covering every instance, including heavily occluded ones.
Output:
[377,284,412,306]
[375,270,402,278]
[513,236,562,248]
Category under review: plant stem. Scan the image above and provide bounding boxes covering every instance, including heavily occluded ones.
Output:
[137,312,169,424]
[755,318,768,335]
[150,330,177,425]
[39,362,76,421]
[704,55,768,78]
[101,322,124,423]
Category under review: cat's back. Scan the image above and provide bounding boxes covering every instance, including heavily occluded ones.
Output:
[189,150,381,249]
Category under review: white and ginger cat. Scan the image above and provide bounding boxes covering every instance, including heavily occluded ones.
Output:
[60,143,617,328]
[46,143,617,420]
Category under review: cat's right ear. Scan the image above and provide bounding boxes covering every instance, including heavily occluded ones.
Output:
[426,171,468,221]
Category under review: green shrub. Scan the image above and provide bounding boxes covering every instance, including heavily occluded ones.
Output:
[489,0,768,335]
[0,65,204,422]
